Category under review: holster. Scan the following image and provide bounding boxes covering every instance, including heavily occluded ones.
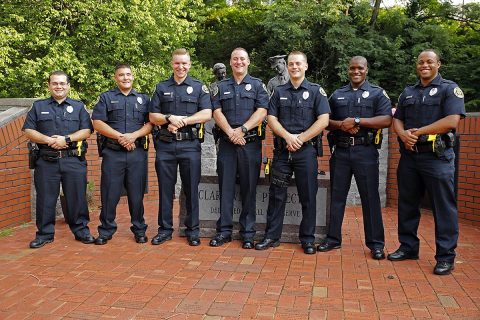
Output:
[96,133,106,157]
[27,141,39,169]
[313,132,323,157]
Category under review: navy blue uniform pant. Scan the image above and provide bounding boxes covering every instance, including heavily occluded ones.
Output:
[216,138,262,240]
[326,145,385,250]
[265,144,318,244]
[155,139,201,238]
[397,148,458,262]
[97,147,148,237]
[34,156,91,240]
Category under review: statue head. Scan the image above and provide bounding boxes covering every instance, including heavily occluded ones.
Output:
[212,63,227,81]
[267,55,287,76]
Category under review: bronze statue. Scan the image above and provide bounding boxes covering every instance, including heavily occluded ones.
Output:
[267,55,289,94]
[209,63,227,94]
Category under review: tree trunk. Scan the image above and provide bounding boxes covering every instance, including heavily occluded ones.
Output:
[370,0,382,29]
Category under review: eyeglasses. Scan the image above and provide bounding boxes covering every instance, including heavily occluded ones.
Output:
[50,82,69,87]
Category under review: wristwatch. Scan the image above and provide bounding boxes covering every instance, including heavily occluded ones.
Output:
[241,125,248,134]
[354,117,361,126]
[165,114,172,123]
[64,136,72,145]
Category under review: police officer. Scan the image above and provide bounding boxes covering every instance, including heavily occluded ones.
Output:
[389,49,465,275]
[23,71,94,248]
[149,48,212,246]
[92,64,152,245]
[210,48,269,249]
[317,56,392,260]
[255,51,330,254]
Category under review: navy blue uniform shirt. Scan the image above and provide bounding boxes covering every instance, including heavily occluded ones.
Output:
[23,97,93,136]
[91,88,149,133]
[211,74,269,127]
[268,79,330,134]
[149,75,212,115]
[329,80,391,136]
[394,74,466,129]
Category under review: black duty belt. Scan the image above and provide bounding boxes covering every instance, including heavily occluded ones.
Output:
[38,148,80,160]
[335,136,367,148]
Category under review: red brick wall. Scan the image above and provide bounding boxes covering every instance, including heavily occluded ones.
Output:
[1,111,479,229]
[0,114,31,229]
[386,113,480,226]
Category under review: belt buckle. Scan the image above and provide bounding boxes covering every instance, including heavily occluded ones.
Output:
[175,132,183,141]
[58,150,67,158]
[349,137,355,146]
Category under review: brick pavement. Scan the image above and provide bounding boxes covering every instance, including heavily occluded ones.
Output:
[0,202,479,319]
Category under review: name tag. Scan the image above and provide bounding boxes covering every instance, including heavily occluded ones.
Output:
[41,111,49,114]
[110,100,119,103]
[337,97,345,100]
[406,96,413,99]
[163,92,171,96]
[280,97,288,100]
[224,91,231,95]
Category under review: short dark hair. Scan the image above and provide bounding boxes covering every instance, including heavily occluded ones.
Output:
[350,56,368,67]
[115,63,131,72]
[419,49,441,61]
[48,70,70,83]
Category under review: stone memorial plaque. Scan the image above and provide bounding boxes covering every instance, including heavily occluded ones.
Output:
[179,174,330,243]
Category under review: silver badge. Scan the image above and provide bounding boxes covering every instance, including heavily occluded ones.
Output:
[137,97,143,104]
[302,91,309,100]
[66,105,73,113]
[245,84,252,91]
[186,86,193,94]
[362,91,370,98]
[429,88,437,96]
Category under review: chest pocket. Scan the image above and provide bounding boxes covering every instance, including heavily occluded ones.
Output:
[181,96,199,115]
[64,111,80,132]
[239,91,256,113]
[422,96,442,124]
[299,99,315,122]
[36,112,55,134]
[402,98,417,128]
[332,99,349,119]
[359,98,374,117]
[134,103,148,122]
[107,103,124,121]
[278,99,293,123]
[158,95,173,114]
[219,92,234,112]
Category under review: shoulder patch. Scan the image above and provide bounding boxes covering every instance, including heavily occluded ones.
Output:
[94,96,100,105]
[383,90,390,100]
[262,83,268,92]
[454,87,464,99]
[319,87,327,97]
[202,85,209,93]
[212,85,219,97]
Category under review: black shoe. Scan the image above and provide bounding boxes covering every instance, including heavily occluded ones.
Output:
[188,237,201,246]
[317,241,341,252]
[95,235,112,245]
[302,243,316,255]
[134,234,148,244]
[151,233,172,245]
[434,261,455,275]
[74,234,95,244]
[387,249,419,261]
[371,249,385,260]
[29,238,53,249]
[255,238,280,250]
[209,234,232,247]
[242,240,254,249]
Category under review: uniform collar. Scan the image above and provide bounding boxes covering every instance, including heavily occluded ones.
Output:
[349,80,371,91]
[226,74,252,85]
[166,75,194,86]
[113,87,138,96]
[48,96,74,105]
[414,73,443,88]
[285,78,310,90]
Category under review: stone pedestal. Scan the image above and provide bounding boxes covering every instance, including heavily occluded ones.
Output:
[178,173,330,243]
